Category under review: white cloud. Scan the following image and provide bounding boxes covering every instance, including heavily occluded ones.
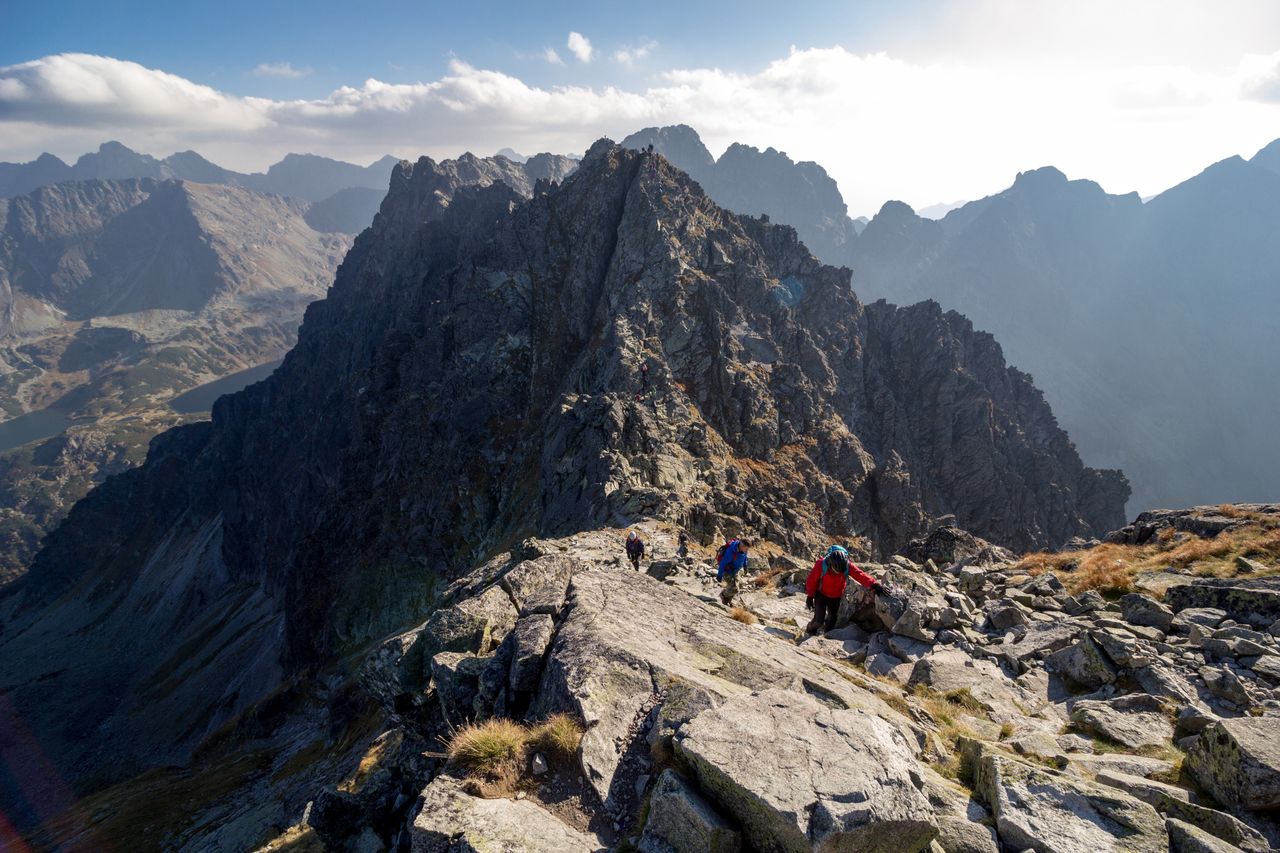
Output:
[2,48,1278,214]
[614,42,655,66]
[567,32,593,63]
[0,53,267,130]
[253,62,311,79]
[1239,50,1280,103]
[543,48,564,66]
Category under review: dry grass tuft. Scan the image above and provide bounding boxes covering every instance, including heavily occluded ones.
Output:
[447,719,527,779]
[750,564,786,590]
[729,606,759,625]
[1017,512,1280,596]
[943,688,987,715]
[529,713,583,759]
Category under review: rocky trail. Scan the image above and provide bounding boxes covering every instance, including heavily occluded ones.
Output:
[264,508,1280,853]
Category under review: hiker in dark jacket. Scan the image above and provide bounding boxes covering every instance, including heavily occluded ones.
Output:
[625,530,645,570]
[804,545,886,635]
[716,538,750,605]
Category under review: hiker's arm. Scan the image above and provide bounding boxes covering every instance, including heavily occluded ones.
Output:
[848,563,881,591]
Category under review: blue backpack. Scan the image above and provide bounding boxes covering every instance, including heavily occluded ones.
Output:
[716,539,742,579]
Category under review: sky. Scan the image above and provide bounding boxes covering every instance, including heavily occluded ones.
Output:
[3,0,1280,214]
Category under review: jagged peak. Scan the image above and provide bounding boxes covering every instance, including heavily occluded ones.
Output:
[1011,165,1068,190]
[582,136,619,163]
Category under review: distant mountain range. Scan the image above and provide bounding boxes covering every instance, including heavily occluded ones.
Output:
[849,149,1280,514]
[623,124,1280,514]
[0,140,400,203]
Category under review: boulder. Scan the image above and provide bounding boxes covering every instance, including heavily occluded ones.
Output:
[990,620,1081,671]
[676,689,938,853]
[1134,661,1200,705]
[1070,697,1173,750]
[984,602,1026,631]
[917,765,1000,853]
[430,651,485,724]
[1186,718,1280,813]
[1176,705,1220,737]
[741,592,809,626]
[421,585,518,659]
[1045,634,1118,689]
[1199,666,1252,707]
[1090,630,1140,667]
[1096,771,1270,852]
[359,623,432,711]
[509,614,556,692]
[1165,580,1280,630]
[957,566,987,596]
[500,553,582,617]
[1248,655,1280,685]
[908,649,1025,714]
[797,634,868,663]
[1121,593,1175,631]
[1172,608,1230,634]
[964,740,1168,853]
[410,774,601,851]
[1166,818,1248,853]
[639,769,741,853]
[888,634,934,662]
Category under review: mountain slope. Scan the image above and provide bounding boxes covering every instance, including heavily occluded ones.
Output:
[850,150,1280,513]
[0,151,579,587]
[0,143,1124,834]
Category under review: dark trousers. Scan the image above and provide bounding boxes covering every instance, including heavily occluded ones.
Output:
[805,592,840,635]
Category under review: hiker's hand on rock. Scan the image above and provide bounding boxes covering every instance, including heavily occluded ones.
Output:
[871,582,886,596]
[805,596,814,610]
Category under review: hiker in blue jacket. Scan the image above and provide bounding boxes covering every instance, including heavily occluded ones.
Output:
[716,538,750,605]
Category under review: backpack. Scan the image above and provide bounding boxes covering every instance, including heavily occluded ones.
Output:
[716,539,739,566]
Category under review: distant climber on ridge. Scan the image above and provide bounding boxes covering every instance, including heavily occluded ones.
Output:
[625,530,645,571]
[716,537,750,605]
[804,545,886,635]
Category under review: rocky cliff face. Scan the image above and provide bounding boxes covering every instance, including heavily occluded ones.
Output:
[621,125,860,263]
[0,143,1126,833]
[0,153,579,589]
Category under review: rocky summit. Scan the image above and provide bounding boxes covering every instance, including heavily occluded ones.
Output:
[0,142,1144,850]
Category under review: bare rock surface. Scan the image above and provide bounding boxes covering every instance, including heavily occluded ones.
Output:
[676,689,938,853]
[411,774,603,852]
[1187,718,1280,813]
[964,739,1169,853]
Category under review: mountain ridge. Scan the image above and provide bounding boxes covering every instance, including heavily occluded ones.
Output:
[0,143,1125,831]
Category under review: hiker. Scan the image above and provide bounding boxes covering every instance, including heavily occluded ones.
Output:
[640,362,649,392]
[716,537,750,605]
[625,530,645,570]
[677,531,689,558]
[804,545,887,635]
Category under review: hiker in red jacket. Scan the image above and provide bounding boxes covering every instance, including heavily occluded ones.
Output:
[804,545,885,635]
